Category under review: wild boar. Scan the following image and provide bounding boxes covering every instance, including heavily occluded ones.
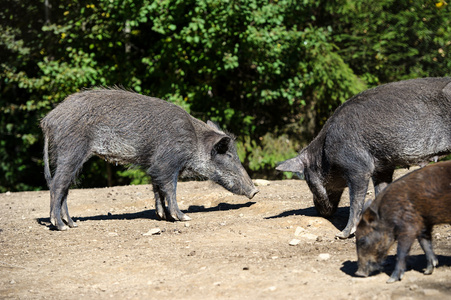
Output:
[355,161,451,283]
[276,77,451,238]
[41,88,258,230]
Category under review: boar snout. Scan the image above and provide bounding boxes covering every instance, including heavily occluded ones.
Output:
[247,188,259,199]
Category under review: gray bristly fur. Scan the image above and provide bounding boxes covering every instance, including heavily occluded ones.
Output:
[276,77,451,239]
[41,88,258,231]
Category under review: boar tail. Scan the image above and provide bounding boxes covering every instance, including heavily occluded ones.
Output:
[43,134,52,187]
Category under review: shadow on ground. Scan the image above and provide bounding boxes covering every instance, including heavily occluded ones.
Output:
[36,201,256,229]
[266,206,350,231]
[341,254,451,279]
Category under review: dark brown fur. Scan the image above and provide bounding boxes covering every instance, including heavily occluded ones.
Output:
[355,161,451,283]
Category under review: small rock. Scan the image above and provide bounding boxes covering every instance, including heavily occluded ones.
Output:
[143,228,161,236]
[6,191,11,196]
[10,280,16,284]
[300,233,318,240]
[108,232,118,237]
[268,286,277,291]
[316,236,323,242]
[318,253,330,261]
[184,223,190,228]
[409,284,419,291]
[422,289,440,296]
[253,179,270,186]
[294,226,305,236]
[289,239,301,246]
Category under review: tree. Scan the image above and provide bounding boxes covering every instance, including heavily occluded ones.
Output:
[1,0,449,191]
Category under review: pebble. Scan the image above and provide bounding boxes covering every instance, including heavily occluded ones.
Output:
[289,239,301,246]
[253,179,271,186]
[317,253,330,261]
[300,233,318,240]
[143,228,161,236]
[294,226,305,236]
[422,289,440,296]
[108,232,118,237]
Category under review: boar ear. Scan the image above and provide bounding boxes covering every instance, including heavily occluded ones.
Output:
[212,136,231,156]
[363,207,379,225]
[276,156,304,173]
[207,120,223,132]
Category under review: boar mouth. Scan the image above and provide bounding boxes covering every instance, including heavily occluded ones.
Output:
[355,267,369,277]
[355,261,381,278]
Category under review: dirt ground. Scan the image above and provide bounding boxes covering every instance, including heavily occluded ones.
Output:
[1,168,451,299]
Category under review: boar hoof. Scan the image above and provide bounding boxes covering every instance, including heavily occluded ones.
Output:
[51,217,69,231]
[424,260,437,275]
[56,224,69,231]
[386,277,398,284]
[180,214,192,221]
[386,273,402,283]
[170,213,191,222]
[424,268,434,275]
[335,230,352,239]
[63,218,78,228]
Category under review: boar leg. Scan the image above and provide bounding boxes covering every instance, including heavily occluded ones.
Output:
[154,177,191,222]
[61,192,77,228]
[387,234,415,283]
[152,183,168,220]
[418,227,438,275]
[336,177,370,239]
[372,169,394,195]
[50,161,84,230]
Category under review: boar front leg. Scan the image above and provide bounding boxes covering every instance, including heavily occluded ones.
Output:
[372,169,394,195]
[387,234,415,283]
[154,176,191,222]
[152,183,168,221]
[336,177,370,239]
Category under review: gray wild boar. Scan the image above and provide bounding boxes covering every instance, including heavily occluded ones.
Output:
[41,88,258,230]
[355,161,451,283]
[276,77,451,238]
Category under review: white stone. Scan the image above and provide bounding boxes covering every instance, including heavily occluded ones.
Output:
[289,239,301,246]
[143,228,161,236]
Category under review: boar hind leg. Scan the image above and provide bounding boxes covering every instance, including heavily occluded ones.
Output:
[49,147,90,230]
[418,227,438,275]
[50,170,79,230]
[61,195,77,228]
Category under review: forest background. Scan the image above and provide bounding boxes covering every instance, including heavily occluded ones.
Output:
[1,0,450,192]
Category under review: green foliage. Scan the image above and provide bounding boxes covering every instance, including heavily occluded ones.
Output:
[1,0,450,191]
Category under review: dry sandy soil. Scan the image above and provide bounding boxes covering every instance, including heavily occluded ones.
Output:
[1,168,451,299]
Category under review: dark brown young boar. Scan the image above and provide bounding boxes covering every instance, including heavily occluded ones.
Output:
[355,161,451,283]
[41,88,258,231]
[276,77,451,238]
